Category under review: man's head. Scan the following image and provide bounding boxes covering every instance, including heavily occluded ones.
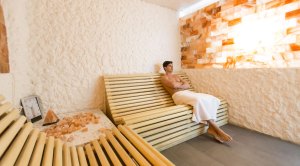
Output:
[163,61,173,72]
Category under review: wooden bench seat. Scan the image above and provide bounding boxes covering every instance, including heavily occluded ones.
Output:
[104,73,229,151]
[0,94,174,166]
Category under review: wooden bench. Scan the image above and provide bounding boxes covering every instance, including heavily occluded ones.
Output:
[104,73,229,151]
[0,94,174,166]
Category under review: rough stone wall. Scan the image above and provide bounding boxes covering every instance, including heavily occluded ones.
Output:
[24,0,180,113]
[184,68,300,145]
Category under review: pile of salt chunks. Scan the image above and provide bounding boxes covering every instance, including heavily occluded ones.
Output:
[44,112,107,142]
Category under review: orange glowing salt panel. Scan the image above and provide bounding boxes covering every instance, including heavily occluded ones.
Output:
[265,0,285,9]
[222,38,234,45]
[234,0,248,6]
[228,18,241,26]
[290,44,300,51]
[286,26,300,34]
[285,9,300,20]
[285,0,299,5]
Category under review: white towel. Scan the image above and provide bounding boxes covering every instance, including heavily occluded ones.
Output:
[172,90,220,124]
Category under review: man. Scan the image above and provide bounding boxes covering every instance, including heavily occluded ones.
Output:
[161,61,232,142]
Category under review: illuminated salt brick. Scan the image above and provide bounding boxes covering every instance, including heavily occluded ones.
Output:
[204,3,218,13]
[234,0,248,6]
[284,18,298,28]
[222,38,234,45]
[282,35,297,44]
[206,47,217,53]
[259,0,273,3]
[221,0,234,11]
[297,35,300,42]
[187,64,196,68]
[284,0,299,5]
[285,9,300,19]
[286,26,300,34]
[265,0,285,9]
[293,51,300,59]
[211,41,223,47]
[222,45,235,51]
[281,52,294,60]
[228,18,242,26]
[290,43,300,51]
[211,18,222,24]
[283,1,299,13]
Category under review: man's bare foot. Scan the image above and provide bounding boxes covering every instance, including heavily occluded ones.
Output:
[207,126,233,142]
[216,129,233,142]
[207,127,224,143]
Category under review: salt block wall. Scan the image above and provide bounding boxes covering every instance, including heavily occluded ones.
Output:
[185,68,300,144]
[1,0,181,113]
[180,0,300,68]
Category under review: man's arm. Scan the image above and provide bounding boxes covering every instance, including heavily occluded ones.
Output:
[178,76,190,89]
[161,76,190,89]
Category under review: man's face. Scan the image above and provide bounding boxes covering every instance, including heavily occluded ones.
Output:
[164,63,173,72]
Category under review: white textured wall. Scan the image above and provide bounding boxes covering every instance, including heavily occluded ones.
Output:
[23,0,180,113]
[184,68,300,144]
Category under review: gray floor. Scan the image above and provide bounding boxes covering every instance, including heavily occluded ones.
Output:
[161,124,300,166]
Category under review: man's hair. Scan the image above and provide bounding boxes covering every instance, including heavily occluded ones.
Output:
[163,61,173,68]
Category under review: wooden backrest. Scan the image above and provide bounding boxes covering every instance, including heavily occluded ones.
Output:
[104,73,193,120]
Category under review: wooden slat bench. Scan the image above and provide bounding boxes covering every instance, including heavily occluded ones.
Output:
[0,94,174,166]
[104,73,229,151]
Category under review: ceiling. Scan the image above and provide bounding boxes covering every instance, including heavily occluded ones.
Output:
[142,0,202,11]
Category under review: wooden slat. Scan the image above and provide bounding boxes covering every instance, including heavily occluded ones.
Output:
[107,91,169,100]
[0,116,26,157]
[106,80,161,88]
[54,139,63,166]
[105,73,161,79]
[0,102,13,116]
[0,122,33,166]
[123,125,175,166]
[118,125,168,166]
[63,144,72,166]
[109,93,170,104]
[111,98,173,110]
[154,128,204,151]
[0,108,20,134]
[99,136,122,166]
[133,114,193,133]
[29,132,47,166]
[92,140,110,166]
[113,103,175,118]
[70,146,80,166]
[42,136,55,166]
[109,94,171,107]
[138,119,193,137]
[124,106,192,124]
[111,100,175,114]
[15,129,39,166]
[106,84,162,93]
[106,132,136,165]
[84,144,98,166]
[129,111,192,129]
[107,87,165,96]
[77,146,88,166]
[105,78,160,85]
[112,128,151,166]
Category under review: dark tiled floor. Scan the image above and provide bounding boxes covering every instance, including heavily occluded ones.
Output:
[161,124,300,166]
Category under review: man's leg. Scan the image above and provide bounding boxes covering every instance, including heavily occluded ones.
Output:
[207,120,232,142]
